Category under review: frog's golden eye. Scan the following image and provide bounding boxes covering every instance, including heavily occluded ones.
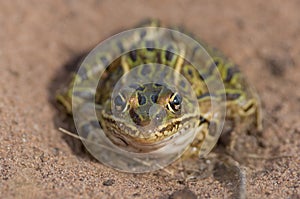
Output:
[167,92,182,113]
[114,93,128,112]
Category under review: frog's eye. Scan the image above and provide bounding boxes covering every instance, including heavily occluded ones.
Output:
[167,92,182,113]
[114,93,128,112]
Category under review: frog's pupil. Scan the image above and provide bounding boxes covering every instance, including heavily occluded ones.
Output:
[172,94,182,105]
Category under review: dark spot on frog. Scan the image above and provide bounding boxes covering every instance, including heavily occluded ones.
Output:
[100,56,109,66]
[80,123,91,139]
[138,93,146,105]
[165,45,175,61]
[129,50,137,62]
[141,64,151,76]
[146,40,155,51]
[151,93,158,103]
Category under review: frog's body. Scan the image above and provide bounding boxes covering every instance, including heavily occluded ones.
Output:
[57,20,261,157]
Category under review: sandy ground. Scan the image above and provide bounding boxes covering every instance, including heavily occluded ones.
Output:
[1,0,299,198]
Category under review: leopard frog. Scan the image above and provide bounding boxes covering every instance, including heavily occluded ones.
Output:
[56,20,262,170]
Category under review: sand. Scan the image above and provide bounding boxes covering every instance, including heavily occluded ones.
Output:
[1,0,299,198]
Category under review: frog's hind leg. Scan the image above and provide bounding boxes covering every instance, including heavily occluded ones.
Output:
[56,72,97,115]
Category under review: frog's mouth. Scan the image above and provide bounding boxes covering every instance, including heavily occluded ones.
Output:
[99,111,200,153]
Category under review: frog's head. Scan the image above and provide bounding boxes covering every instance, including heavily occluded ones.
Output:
[99,80,200,153]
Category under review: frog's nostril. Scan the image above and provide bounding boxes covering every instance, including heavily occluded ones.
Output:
[154,111,164,122]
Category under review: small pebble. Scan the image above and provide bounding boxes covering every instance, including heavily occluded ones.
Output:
[169,188,197,199]
[102,179,115,186]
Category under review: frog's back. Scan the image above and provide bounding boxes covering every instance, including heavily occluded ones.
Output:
[56,20,262,157]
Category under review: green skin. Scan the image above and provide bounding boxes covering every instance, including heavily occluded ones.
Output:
[56,20,262,155]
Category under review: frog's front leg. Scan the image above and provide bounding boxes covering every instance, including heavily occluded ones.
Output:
[183,116,220,157]
[240,98,262,132]
[56,75,97,115]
